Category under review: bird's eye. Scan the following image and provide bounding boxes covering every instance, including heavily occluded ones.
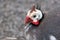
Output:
[33,15,36,18]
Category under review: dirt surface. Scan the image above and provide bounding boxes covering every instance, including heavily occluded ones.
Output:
[0,0,60,40]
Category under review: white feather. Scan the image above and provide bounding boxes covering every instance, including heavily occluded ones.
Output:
[49,35,57,40]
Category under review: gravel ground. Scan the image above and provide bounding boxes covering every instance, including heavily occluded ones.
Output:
[0,0,60,40]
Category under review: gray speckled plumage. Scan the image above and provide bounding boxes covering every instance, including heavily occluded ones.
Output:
[0,0,60,40]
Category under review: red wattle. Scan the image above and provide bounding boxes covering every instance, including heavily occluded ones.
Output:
[32,21,40,25]
[25,16,32,24]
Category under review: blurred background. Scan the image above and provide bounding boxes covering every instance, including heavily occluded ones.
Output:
[0,0,60,40]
